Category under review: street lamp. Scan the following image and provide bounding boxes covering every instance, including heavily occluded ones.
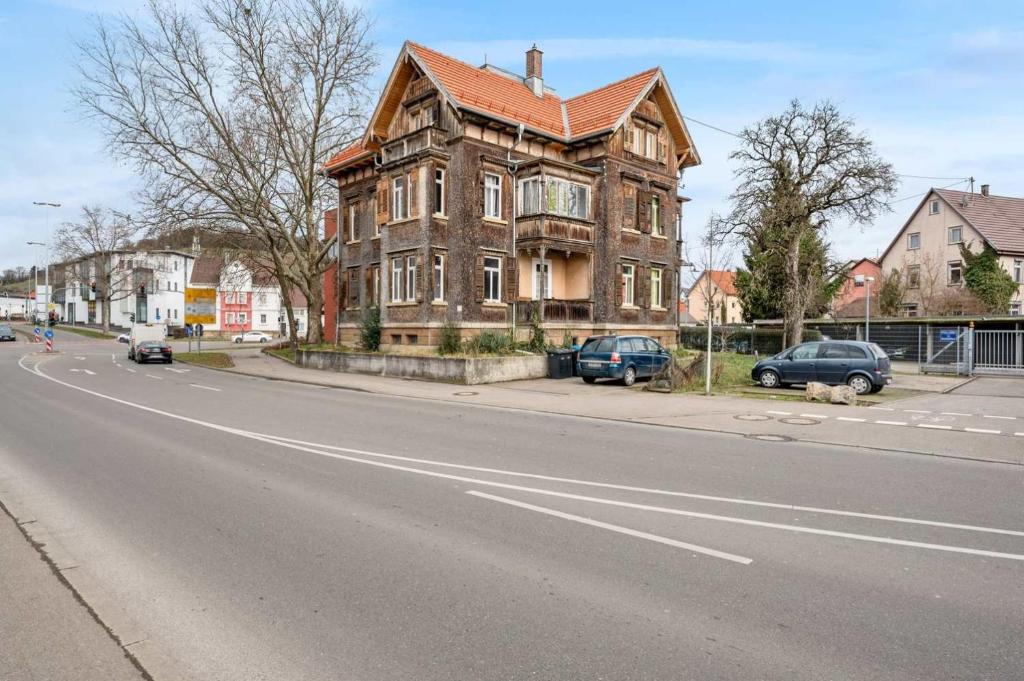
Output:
[854,274,876,342]
[31,201,61,323]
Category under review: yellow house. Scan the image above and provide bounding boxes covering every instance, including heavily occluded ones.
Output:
[686,269,744,325]
[879,185,1024,316]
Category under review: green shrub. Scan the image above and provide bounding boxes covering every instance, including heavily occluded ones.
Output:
[359,306,381,351]
[438,319,461,355]
[528,308,546,352]
[464,331,514,355]
[678,326,821,355]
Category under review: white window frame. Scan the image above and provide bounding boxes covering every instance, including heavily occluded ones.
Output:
[907,265,921,289]
[434,168,446,216]
[929,199,940,215]
[518,177,541,215]
[392,176,407,221]
[644,130,656,159]
[225,311,235,325]
[433,254,445,302]
[260,313,267,324]
[948,225,963,244]
[651,196,662,235]
[483,256,502,302]
[622,263,635,307]
[1011,301,1022,316]
[1014,259,1023,284]
[907,232,921,250]
[238,312,247,325]
[540,177,590,220]
[650,268,663,308]
[405,255,417,302]
[238,291,247,304]
[484,173,502,219]
[390,257,403,302]
[948,260,963,286]
[372,265,381,305]
[531,258,552,300]
[348,203,358,242]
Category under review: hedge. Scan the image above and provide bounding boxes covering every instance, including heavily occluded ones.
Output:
[678,326,822,355]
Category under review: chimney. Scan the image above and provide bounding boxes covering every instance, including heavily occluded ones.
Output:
[981,184,990,197]
[525,44,543,97]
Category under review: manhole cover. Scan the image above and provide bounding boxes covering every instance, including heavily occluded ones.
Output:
[453,391,478,396]
[735,414,771,422]
[779,417,819,426]
[745,434,794,443]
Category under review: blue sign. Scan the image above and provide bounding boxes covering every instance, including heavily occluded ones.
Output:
[939,329,958,342]
[44,329,53,339]
[33,326,40,335]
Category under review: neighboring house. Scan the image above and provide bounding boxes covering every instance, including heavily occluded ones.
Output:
[0,293,30,319]
[677,296,697,325]
[323,42,700,348]
[832,257,882,319]
[53,250,194,328]
[879,186,1024,317]
[187,253,301,336]
[687,270,743,325]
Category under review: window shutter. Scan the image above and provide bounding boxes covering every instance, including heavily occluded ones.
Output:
[501,172,511,218]
[477,167,486,216]
[339,271,348,310]
[415,254,424,303]
[623,186,636,231]
[639,266,649,308]
[639,192,651,233]
[364,266,373,306]
[615,263,623,306]
[474,254,485,303]
[505,259,518,302]
[349,269,360,308]
[376,177,389,225]
[408,169,420,218]
[663,269,672,309]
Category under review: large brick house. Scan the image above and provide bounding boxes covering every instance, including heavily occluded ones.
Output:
[324,42,700,348]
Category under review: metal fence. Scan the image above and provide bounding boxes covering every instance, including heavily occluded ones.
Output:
[974,330,1024,374]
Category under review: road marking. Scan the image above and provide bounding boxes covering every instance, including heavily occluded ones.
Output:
[875,420,907,426]
[125,367,136,373]
[868,407,895,411]
[983,415,1017,421]
[165,367,190,374]
[145,374,164,380]
[111,354,115,362]
[189,384,221,392]
[1015,433,1024,437]
[69,368,81,373]
[467,491,752,565]
[903,409,931,414]
[918,424,952,430]
[766,410,791,416]
[75,356,86,361]
[836,417,865,422]
[942,412,970,417]
[800,413,829,419]
[19,355,1024,552]
[83,369,96,376]
[965,428,1001,435]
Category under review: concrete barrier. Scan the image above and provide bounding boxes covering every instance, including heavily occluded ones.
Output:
[295,349,548,385]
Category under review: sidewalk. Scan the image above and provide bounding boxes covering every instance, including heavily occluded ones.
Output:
[205,350,1018,465]
[0,505,145,681]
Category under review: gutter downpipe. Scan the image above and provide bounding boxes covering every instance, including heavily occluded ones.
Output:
[508,123,525,340]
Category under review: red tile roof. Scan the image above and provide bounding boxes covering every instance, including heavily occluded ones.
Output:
[704,270,738,296]
[565,68,659,138]
[325,142,371,170]
[935,188,1024,254]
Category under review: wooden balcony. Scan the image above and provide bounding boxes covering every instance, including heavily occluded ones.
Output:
[381,125,447,165]
[516,299,593,323]
[517,215,593,244]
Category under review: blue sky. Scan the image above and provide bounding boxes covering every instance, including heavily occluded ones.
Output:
[2,0,1023,275]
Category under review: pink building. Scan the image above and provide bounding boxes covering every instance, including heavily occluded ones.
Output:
[833,258,882,318]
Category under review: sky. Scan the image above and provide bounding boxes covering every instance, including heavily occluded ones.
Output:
[1,0,1023,279]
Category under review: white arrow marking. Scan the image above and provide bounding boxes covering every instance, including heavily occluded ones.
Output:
[83,369,96,376]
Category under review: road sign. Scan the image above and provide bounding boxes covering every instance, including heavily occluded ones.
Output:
[44,329,53,339]
[33,326,41,343]
[939,329,958,342]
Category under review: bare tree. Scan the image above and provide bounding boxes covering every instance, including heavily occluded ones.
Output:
[74,0,377,344]
[727,100,898,344]
[53,206,149,332]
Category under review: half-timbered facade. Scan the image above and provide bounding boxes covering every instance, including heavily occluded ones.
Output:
[324,42,700,348]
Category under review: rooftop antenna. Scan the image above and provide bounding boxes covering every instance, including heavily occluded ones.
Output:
[969,176,975,194]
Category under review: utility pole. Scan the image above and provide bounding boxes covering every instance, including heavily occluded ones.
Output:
[705,224,714,396]
[32,202,61,323]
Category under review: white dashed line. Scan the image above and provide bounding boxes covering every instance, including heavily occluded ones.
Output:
[983,415,1017,421]
[836,417,866,422]
[876,420,907,426]
[918,424,952,430]
[965,428,1000,435]
[125,367,136,373]
[189,384,221,392]
[82,369,96,376]
[941,412,970,417]
[1015,433,1024,437]
[801,413,829,419]
[868,407,895,411]
[766,410,791,416]
[145,374,164,380]
[903,409,931,414]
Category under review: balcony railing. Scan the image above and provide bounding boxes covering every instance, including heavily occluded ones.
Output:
[517,215,593,243]
[516,299,593,323]
[381,125,447,165]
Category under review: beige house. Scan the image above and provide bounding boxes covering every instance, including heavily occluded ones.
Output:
[686,269,744,324]
[879,186,1024,316]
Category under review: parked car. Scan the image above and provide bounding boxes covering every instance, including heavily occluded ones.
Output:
[134,340,173,364]
[233,330,271,344]
[117,332,130,343]
[577,335,672,386]
[751,340,892,395]
[0,324,16,341]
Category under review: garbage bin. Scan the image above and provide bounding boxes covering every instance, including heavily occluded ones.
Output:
[546,349,573,379]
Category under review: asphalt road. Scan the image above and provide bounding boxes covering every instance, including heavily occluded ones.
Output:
[2,329,1023,680]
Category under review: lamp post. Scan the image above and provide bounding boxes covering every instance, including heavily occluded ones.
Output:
[31,201,61,323]
[854,274,876,342]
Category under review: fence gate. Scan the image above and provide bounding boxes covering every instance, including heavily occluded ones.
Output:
[919,326,971,375]
[973,329,1024,375]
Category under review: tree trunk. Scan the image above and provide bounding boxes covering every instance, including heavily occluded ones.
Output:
[102,296,111,333]
[305,278,324,345]
[783,233,808,346]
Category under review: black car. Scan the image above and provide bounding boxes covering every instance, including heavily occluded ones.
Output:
[0,325,15,342]
[751,340,892,395]
[577,335,673,386]
[134,340,173,364]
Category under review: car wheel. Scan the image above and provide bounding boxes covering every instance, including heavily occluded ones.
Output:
[622,366,636,387]
[847,375,872,395]
[759,369,781,389]
[582,376,597,384]
[235,338,242,343]
[260,338,267,343]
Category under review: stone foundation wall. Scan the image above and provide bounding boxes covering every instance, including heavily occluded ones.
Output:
[296,348,548,385]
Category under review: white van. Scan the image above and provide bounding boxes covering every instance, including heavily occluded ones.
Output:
[128,323,167,360]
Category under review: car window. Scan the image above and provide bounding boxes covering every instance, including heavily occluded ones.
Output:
[844,345,867,359]
[643,338,660,352]
[582,338,615,354]
[868,343,888,359]
[790,343,819,360]
[626,338,644,353]
[819,343,849,359]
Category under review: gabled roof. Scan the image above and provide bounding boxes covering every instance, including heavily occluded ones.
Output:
[189,255,223,286]
[696,269,737,296]
[934,188,1024,254]
[339,41,699,173]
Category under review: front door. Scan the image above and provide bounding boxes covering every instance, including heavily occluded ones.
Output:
[780,342,820,383]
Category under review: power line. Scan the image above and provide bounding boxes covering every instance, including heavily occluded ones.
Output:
[682,115,740,138]
[894,173,970,181]
[890,179,969,204]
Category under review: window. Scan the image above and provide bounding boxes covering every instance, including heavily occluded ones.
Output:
[1011,302,1022,316]
[907,232,921,250]
[483,256,501,302]
[174,282,178,291]
[155,307,160,319]
[371,264,381,304]
[348,202,358,242]
[390,258,403,302]
[392,177,407,220]
[1014,259,1022,284]
[174,260,178,271]
[260,314,267,324]
[907,265,921,289]
[225,312,235,324]
[622,263,635,306]
[948,225,963,244]
[948,260,963,285]
[532,259,551,300]
[650,268,663,308]
[258,293,267,305]
[173,309,178,319]
[433,254,445,302]
[675,211,683,242]
[901,303,919,317]
[372,198,380,237]
[645,130,656,159]
[651,196,662,236]
[238,312,247,324]
[539,177,589,219]
[519,177,541,215]
[434,168,446,215]
[405,255,417,302]
[484,173,501,218]
[929,199,940,215]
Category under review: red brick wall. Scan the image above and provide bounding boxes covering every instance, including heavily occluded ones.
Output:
[323,209,338,343]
